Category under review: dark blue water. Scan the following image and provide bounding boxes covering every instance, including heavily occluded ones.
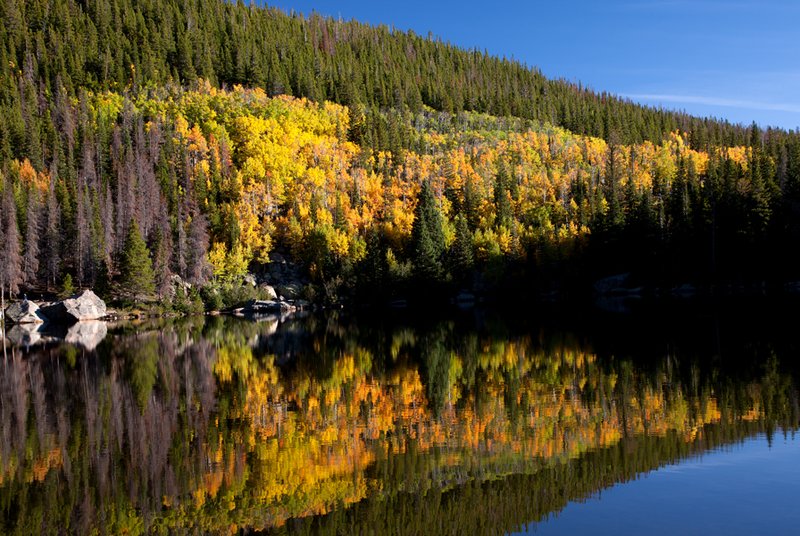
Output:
[514,432,800,535]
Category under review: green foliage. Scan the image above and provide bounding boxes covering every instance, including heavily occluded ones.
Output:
[0,0,762,158]
[126,336,159,411]
[120,221,156,303]
[494,162,513,229]
[94,262,112,301]
[200,280,276,311]
[0,0,799,305]
[172,286,205,315]
[59,273,75,299]
[200,285,225,312]
[449,214,474,282]
[411,180,447,282]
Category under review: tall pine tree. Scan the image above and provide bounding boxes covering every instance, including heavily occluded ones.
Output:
[411,180,446,282]
[120,219,156,303]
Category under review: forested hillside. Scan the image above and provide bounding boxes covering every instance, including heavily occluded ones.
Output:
[0,0,763,147]
[1,0,800,307]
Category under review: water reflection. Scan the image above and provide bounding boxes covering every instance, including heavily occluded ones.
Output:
[0,310,798,535]
[3,320,108,350]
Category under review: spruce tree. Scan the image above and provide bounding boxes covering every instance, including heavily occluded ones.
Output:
[361,227,386,295]
[494,162,512,228]
[449,213,474,283]
[120,220,156,303]
[411,180,446,282]
[59,273,75,299]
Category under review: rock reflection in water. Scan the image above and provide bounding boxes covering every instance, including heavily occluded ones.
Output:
[63,321,108,351]
[2,320,109,350]
[6,323,48,347]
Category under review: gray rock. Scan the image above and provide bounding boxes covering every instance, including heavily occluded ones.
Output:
[4,300,47,324]
[259,284,278,300]
[243,274,257,287]
[268,265,283,279]
[42,290,107,322]
[276,283,301,300]
[241,299,296,315]
[167,274,192,298]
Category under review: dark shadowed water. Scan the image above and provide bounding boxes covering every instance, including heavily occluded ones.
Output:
[0,302,798,535]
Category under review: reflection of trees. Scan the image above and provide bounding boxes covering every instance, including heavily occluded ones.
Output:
[0,315,797,534]
[0,325,222,535]
[274,425,767,536]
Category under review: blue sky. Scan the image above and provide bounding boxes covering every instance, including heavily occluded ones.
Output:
[266,0,800,130]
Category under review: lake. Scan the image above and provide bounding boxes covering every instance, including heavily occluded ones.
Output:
[1,302,798,535]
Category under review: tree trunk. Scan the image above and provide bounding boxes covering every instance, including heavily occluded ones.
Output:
[1,285,6,361]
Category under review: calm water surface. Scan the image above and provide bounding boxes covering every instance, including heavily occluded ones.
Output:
[0,305,798,535]
[512,433,800,535]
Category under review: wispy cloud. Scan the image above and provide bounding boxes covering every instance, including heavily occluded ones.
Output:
[623,94,800,114]
[616,0,783,11]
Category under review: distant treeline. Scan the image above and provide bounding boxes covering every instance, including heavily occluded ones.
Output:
[0,0,787,152]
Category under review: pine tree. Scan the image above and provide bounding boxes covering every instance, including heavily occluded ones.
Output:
[94,260,112,301]
[360,227,386,294]
[59,273,75,299]
[494,162,512,228]
[463,174,480,231]
[120,219,156,303]
[411,180,446,282]
[449,213,474,282]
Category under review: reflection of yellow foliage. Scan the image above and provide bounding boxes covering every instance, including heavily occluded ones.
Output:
[200,330,744,533]
[214,345,255,383]
[31,448,62,482]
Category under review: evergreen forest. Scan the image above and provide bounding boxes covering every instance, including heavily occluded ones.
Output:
[2,0,800,307]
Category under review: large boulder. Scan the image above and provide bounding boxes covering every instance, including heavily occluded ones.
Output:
[165,274,192,299]
[276,283,301,300]
[4,300,47,324]
[238,299,295,315]
[42,290,107,322]
[258,284,278,300]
